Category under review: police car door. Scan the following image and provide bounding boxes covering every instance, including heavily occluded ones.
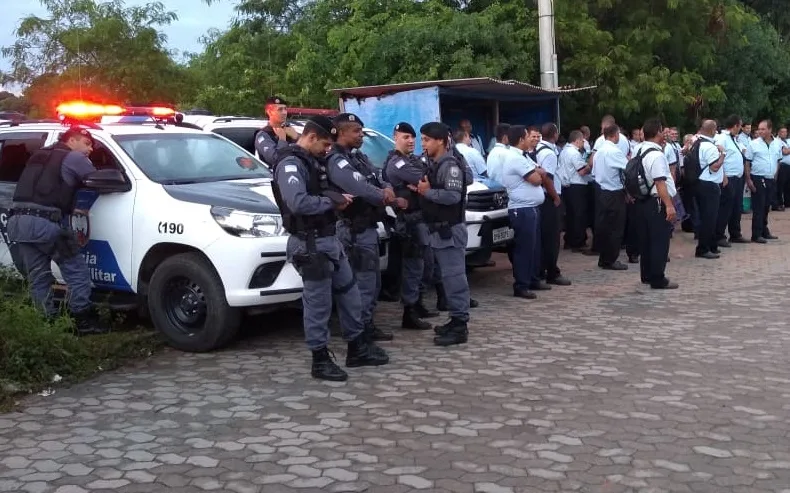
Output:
[51,131,137,293]
[0,130,51,272]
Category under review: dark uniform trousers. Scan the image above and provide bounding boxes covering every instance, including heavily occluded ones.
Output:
[750,175,771,240]
[624,202,639,258]
[509,206,541,292]
[595,188,626,265]
[635,197,671,287]
[538,197,561,281]
[563,184,588,249]
[716,175,744,241]
[776,165,790,207]
[588,182,599,250]
[694,181,721,255]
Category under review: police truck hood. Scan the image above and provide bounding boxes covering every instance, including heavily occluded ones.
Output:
[162,179,279,214]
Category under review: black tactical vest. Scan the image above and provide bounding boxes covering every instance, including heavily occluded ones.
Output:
[329,145,384,232]
[420,153,467,226]
[270,145,337,236]
[383,150,421,212]
[13,143,75,214]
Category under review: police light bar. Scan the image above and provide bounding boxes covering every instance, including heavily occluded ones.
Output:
[56,100,176,122]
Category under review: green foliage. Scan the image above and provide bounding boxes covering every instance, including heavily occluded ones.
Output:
[0,268,162,411]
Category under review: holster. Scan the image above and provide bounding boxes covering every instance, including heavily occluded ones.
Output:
[430,222,453,240]
[54,229,81,260]
[348,245,379,272]
[292,252,332,281]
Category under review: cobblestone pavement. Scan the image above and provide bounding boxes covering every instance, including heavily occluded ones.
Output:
[3,212,790,493]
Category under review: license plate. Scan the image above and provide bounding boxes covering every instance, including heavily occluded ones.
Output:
[492,226,514,243]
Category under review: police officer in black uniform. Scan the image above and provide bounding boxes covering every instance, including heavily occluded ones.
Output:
[327,113,403,343]
[6,126,108,334]
[383,122,440,330]
[272,116,389,381]
[254,96,299,168]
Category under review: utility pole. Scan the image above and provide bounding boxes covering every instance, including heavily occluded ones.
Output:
[538,0,557,90]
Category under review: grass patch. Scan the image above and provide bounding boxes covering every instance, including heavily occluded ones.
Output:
[0,267,163,411]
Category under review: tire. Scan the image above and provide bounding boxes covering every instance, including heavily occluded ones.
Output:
[147,252,241,352]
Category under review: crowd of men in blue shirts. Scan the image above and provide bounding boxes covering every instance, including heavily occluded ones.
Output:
[454,114,790,296]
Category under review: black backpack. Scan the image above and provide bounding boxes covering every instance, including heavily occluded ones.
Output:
[681,139,705,187]
[622,147,660,199]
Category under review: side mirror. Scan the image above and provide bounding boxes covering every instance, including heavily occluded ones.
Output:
[82,169,131,193]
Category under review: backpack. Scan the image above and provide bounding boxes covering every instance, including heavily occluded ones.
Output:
[622,147,660,200]
[681,138,705,187]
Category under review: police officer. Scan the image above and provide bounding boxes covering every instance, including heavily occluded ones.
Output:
[383,122,440,330]
[254,96,299,167]
[413,122,471,346]
[6,126,107,335]
[272,116,389,381]
[327,113,400,343]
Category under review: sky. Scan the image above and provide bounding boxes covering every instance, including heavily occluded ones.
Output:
[0,0,238,93]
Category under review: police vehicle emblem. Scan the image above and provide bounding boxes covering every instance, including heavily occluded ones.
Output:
[494,192,507,209]
[71,209,90,248]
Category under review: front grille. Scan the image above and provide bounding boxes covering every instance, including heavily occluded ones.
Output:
[466,189,508,212]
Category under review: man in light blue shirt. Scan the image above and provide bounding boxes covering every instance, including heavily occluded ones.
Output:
[501,125,545,299]
[714,114,748,246]
[774,126,790,210]
[534,123,571,286]
[559,130,592,251]
[745,119,781,243]
[693,120,725,259]
[485,123,511,183]
[592,124,629,270]
[737,123,752,150]
[454,129,487,178]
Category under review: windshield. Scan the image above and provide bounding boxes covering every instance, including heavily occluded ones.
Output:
[113,133,272,184]
[360,131,394,169]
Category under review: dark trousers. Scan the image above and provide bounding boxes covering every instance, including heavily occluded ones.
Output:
[595,189,626,266]
[635,197,671,287]
[778,166,790,207]
[624,202,639,257]
[539,198,561,281]
[509,207,541,293]
[588,183,599,251]
[695,181,721,255]
[563,184,588,249]
[716,175,744,241]
[680,185,700,233]
[751,176,771,240]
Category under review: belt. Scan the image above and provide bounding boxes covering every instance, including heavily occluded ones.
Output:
[10,208,62,222]
[294,223,336,240]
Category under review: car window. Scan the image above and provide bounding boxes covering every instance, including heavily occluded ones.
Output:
[211,127,261,154]
[361,131,395,169]
[0,132,48,182]
[113,132,272,184]
[54,131,123,171]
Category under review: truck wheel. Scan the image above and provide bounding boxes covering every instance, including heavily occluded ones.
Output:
[147,253,240,352]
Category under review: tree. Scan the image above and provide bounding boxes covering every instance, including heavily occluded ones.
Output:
[2,0,191,116]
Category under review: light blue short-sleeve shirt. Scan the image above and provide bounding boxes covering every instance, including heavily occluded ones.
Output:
[501,148,545,209]
[714,131,745,177]
[592,140,627,191]
[535,140,561,196]
[745,138,777,178]
[697,136,723,184]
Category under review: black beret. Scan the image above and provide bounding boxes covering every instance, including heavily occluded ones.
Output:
[393,122,415,137]
[420,122,450,140]
[303,115,337,140]
[266,96,287,106]
[60,125,94,145]
[334,113,364,128]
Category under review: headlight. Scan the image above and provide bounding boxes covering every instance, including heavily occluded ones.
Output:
[210,206,285,237]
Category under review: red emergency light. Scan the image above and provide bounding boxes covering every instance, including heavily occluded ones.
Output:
[55,100,176,122]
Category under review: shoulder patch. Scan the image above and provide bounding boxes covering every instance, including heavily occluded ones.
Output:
[337,159,349,169]
[449,166,460,178]
[352,171,364,181]
[257,134,266,143]
[395,159,406,169]
[287,176,299,184]
[284,164,297,173]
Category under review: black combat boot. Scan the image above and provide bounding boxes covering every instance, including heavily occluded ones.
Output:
[346,334,390,368]
[71,309,110,336]
[415,288,439,318]
[311,348,348,381]
[401,305,432,330]
[365,320,393,342]
[435,283,448,311]
[433,318,468,347]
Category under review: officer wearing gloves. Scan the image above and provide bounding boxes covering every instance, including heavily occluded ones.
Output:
[271,116,389,382]
[6,126,108,335]
[383,122,440,331]
[412,122,471,347]
[254,95,299,168]
[327,113,404,343]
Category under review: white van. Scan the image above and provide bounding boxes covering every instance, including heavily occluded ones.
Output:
[0,117,383,352]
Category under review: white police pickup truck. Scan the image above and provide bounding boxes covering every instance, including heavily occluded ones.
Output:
[0,116,310,353]
[189,116,512,267]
